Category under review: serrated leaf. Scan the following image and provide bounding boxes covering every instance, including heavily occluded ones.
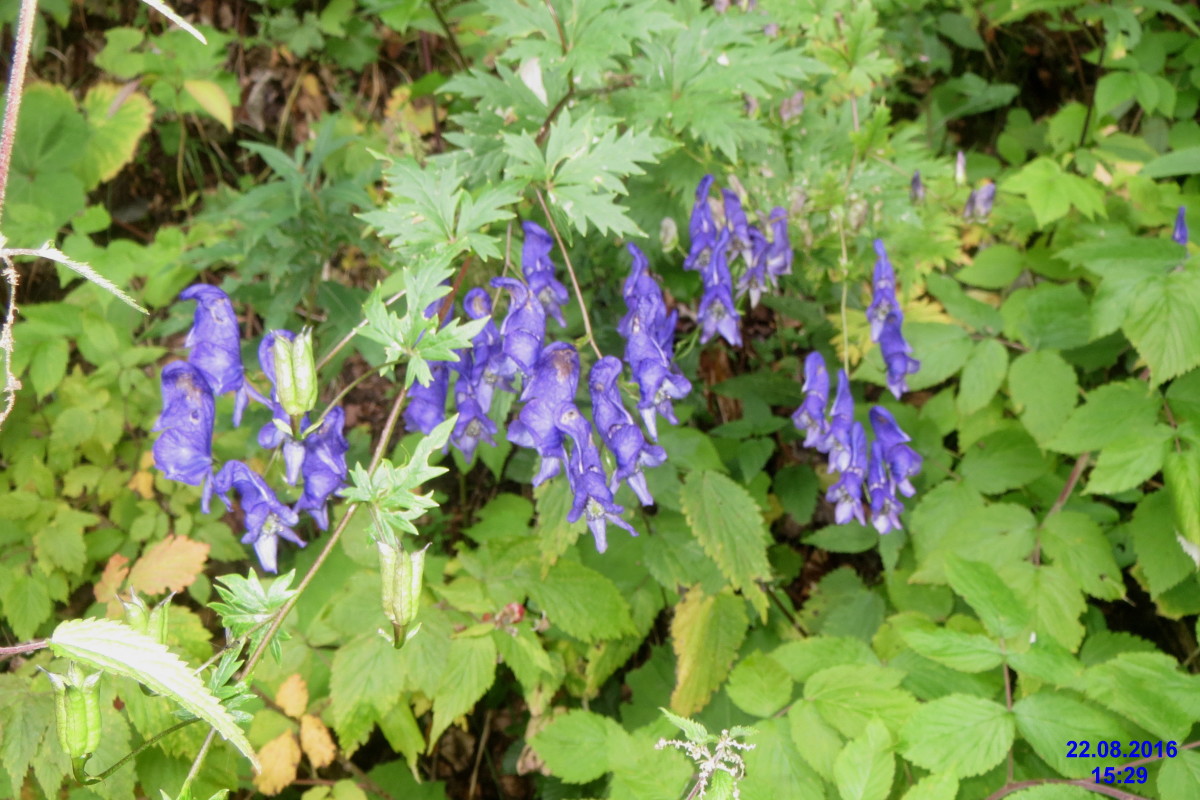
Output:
[1013,690,1140,778]
[128,535,210,595]
[1038,512,1124,601]
[659,707,710,743]
[329,633,405,754]
[1129,491,1194,597]
[1047,381,1159,455]
[27,338,68,399]
[669,587,747,716]
[1007,350,1078,447]
[726,652,793,717]
[1003,157,1105,228]
[253,732,300,795]
[834,719,893,800]
[1086,427,1172,495]
[0,680,55,790]
[900,627,1003,673]
[2,572,52,640]
[679,470,771,619]
[1158,750,1200,800]
[275,674,308,719]
[529,710,626,783]
[788,701,844,781]
[1082,652,1200,741]
[957,339,1008,416]
[901,772,959,800]
[1000,562,1086,652]
[1164,449,1200,553]
[300,714,336,769]
[739,717,824,800]
[803,665,917,738]
[958,429,1051,495]
[79,83,154,188]
[526,558,635,641]
[429,636,496,749]
[944,555,1032,640]
[49,618,258,770]
[899,694,1013,777]
[1123,269,1200,384]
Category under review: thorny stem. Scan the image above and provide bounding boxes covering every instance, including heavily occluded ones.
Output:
[0,0,37,217]
[533,189,603,359]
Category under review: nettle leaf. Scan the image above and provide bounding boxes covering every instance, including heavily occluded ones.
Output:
[1038,512,1125,601]
[524,558,636,641]
[529,709,627,784]
[429,636,498,750]
[1123,268,1200,384]
[899,694,1013,777]
[803,665,917,738]
[679,470,771,619]
[1013,690,1140,778]
[788,701,844,781]
[957,339,1008,416]
[739,717,824,800]
[49,618,258,770]
[1007,350,1078,447]
[670,587,747,716]
[1165,449,1200,553]
[833,719,894,800]
[944,555,1032,640]
[1002,157,1106,228]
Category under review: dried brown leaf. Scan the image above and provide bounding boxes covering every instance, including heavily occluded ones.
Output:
[276,674,309,719]
[300,714,337,769]
[128,535,210,595]
[253,732,301,796]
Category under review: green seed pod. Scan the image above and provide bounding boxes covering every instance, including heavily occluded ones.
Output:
[120,590,150,635]
[377,540,427,647]
[42,663,103,759]
[146,592,174,646]
[275,329,319,417]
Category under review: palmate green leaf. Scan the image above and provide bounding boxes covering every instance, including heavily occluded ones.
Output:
[329,633,407,754]
[899,694,1013,777]
[999,562,1086,652]
[1123,268,1200,385]
[1001,157,1106,228]
[529,709,627,783]
[1039,512,1125,601]
[834,719,893,800]
[958,429,1051,495]
[944,555,1032,640]
[1082,652,1200,741]
[803,665,917,739]
[2,571,52,640]
[0,675,56,792]
[49,618,258,770]
[669,587,747,716]
[679,470,771,619]
[1013,690,1140,779]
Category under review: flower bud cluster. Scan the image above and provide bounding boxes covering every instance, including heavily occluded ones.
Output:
[792,351,922,534]
[153,285,348,573]
[684,175,792,342]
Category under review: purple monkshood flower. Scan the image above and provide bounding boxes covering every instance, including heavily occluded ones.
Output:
[792,352,830,450]
[866,440,903,535]
[589,357,666,506]
[826,421,867,525]
[911,171,925,204]
[698,281,742,348]
[451,393,498,462]
[404,361,450,435]
[683,175,718,273]
[866,239,899,341]
[554,403,638,553]
[964,181,996,221]
[740,228,770,307]
[764,207,792,280]
[491,276,547,377]
[619,244,670,341]
[869,406,922,497]
[293,407,350,530]
[1174,206,1189,247]
[180,284,252,426]
[521,221,571,327]
[879,314,920,400]
[214,460,305,573]
[508,343,580,485]
[723,189,754,265]
[153,361,216,512]
[824,370,855,473]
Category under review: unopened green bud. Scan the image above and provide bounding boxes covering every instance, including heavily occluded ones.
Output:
[42,662,103,760]
[275,329,319,417]
[377,540,427,648]
[659,217,679,252]
[121,590,150,634]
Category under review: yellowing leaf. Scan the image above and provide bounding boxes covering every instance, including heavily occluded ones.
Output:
[184,79,233,131]
[127,469,155,499]
[276,674,309,719]
[128,535,210,595]
[300,714,337,769]
[80,83,154,188]
[254,732,301,795]
[670,587,748,716]
[95,553,130,606]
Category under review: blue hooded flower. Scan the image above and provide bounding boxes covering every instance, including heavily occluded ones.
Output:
[879,314,920,400]
[683,175,718,273]
[452,393,498,462]
[866,440,903,535]
[910,171,925,204]
[1174,206,1189,247]
[153,361,216,512]
[869,406,922,497]
[554,403,638,553]
[723,189,754,265]
[824,370,855,473]
[964,181,996,221]
[826,421,867,525]
[764,208,792,280]
[508,343,580,485]
[792,352,830,449]
[589,357,666,506]
[293,406,349,530]
[404,361,451,435]
[180,284,251,426]
[866,240,899,342]
[214,460,305,573]
[521,221,571,327]
[698,281,741,348]
[491,276,547,377]
[739,227,770,307]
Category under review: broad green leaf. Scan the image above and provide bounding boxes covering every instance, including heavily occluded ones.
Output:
[529,710,626,784]
[669,587,747,716]
[772,636,879,683]
[679,470,771,619]
[957,339,1008,416]
[1122,269,1200,384]
[900,627,1003,673]
[726,652,793,717]
[1047,381,1160,454]
[944,555,1032,640]
[0,678,56,790]
[1038,512,1124,601]
[525,558,635,642]
[740,717,824,800]
[1082,652,1200,741]
[1086,426,1172,495]
[430,636,497,749]
[1129,491,1194,597]
[1142,146,1200,178]
[999,563,1086,652]
[1013,690,1141,778]
[1007,350,1078,447]
[958,429,1051,494]
[34,505,92,575]
[803,664,917,738]
[912,500,1037,584]
[899,694,1013,777]
[183,80,233,131]
[1007,639,1086,689]
[1,572,52,640]
[27,338,69,400]
[1005,787,1095,800]
[834,719,894,800]
[49,618,258,769]
[957,245,1023,289]
[788,701,844,781]
[79,83,154,188]
[901,772,959,800]
[1164,449,1200,553]
[1158,750,1200,800]
[1003,283,1092,351]
[330,633,407,754]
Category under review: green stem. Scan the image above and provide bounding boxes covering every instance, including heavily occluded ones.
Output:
[315,289,406,371]
[82,718,200,784]
[533,188,603,360]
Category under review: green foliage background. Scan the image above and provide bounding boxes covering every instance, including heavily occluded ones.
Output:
[2,0,1200,798]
